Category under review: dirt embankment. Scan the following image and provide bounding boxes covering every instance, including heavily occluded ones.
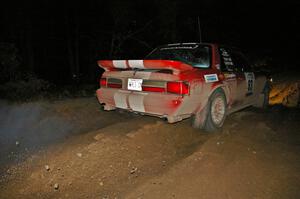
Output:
[269,73,300,107]
[0,97,299,199]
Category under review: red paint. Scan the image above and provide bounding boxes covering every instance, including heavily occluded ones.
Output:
[218,73,225,81]
[212,44,221,69]
[171,99,182,107]
[97,60,114,71]
[211,82,221,89]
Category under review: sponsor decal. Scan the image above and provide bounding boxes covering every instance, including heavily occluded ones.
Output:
[220,48,234,71]
[204,74,219,83]
[224,73,236,79]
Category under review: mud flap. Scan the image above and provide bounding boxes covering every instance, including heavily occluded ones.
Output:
[192,104,208,129]
[253,83,270,108]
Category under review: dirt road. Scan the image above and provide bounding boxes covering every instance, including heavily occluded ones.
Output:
[0,97,299,199]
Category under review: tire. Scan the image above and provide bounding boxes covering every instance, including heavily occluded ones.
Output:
[192,89,227,132]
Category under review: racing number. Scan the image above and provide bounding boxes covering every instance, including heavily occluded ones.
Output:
[248,79,253,92]
[245,72,254,94]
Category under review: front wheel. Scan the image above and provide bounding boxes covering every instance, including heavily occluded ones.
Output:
[193,89,227,132]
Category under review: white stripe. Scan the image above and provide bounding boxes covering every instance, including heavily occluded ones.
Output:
[98,63,103,67]
[113,60,127,69]
[128,94,145,112]
[98,63,108,71]
[114,92,128,109]
[128,60,144,69]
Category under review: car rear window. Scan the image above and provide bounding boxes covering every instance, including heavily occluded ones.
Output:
[146,44,211,69]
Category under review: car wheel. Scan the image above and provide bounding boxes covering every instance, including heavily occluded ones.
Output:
[192,89,227,132]
[203,89,227,132]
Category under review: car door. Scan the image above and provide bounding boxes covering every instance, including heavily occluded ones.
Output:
[230,50,256,106]
[219,47,238,108]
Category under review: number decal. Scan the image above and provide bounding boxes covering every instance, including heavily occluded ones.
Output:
[245,72,255,94]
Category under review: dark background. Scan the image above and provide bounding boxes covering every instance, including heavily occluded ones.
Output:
[1,0,299,85]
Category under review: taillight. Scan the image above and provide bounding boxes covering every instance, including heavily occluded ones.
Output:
[167,81,189,95]
[100,78,122,89]
[108,83,122,88]
[100,78,107,87]
[142,86,165,92]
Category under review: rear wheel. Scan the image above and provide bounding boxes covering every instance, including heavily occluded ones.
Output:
[192,89,227,132]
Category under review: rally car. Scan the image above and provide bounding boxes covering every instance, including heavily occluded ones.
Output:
[96,43,269,132]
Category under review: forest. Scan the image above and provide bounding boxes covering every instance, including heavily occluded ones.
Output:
[0,0,299,99]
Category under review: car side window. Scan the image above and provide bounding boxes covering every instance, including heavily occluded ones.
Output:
[231,51,252,72]
[192,46,210,68]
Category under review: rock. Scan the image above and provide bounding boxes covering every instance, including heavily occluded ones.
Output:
[45,165,50,171]
[270,82,299,107]
[54,183,59,190]
[99,181,104,186]
[76,153,82,157]
[94,134,105,141]
[130,167,138,174]
[126,132,136,138]
[128,161,132,167]
[15,141,20,146]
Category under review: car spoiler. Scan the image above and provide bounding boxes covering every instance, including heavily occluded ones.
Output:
[97,60,194,75]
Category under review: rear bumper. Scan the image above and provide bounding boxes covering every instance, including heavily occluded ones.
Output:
[96,88,192,123]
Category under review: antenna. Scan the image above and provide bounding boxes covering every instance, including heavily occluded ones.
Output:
[197,16,202,43]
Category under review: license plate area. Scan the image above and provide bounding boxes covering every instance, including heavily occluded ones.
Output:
[127,78,143,91]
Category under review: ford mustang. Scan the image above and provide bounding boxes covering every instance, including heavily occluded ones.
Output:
[96,43,269,132]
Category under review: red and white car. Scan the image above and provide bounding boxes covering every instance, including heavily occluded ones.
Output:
[96,43,269,132]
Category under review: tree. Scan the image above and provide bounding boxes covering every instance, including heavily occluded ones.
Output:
[0,43,20,83]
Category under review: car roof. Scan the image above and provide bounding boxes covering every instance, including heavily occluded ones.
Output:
[159,42,241,51]
[152,42,246,55]
[162,42,214,47]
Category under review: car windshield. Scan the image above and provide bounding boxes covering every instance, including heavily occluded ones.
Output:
[145,44,211,68]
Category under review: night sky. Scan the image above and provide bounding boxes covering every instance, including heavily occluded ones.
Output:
[1,0,299,84]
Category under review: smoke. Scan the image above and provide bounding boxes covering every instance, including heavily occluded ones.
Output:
[0,100,74,173]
